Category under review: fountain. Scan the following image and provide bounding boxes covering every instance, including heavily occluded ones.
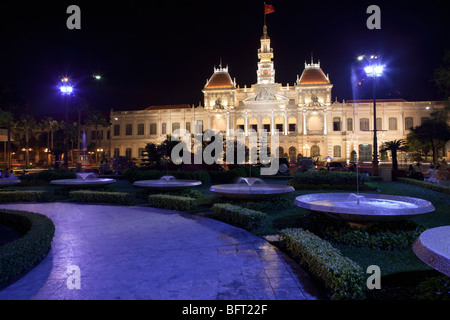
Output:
[133,175,202,191]
[50,172,116,187]
[0,179,21,188]
[412,226,450,277]
[294,193,435,224]
[210,177,294,200]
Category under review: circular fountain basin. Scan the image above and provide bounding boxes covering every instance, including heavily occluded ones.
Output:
[50,173,116,187]
[0,179,21,188]
[412,226,450,277]
[294,193,435,222]
[50,178,116,187]
[210,178,294,200]
[133,176,202,191]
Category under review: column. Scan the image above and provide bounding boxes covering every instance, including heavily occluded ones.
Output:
[303,111,307,135]
[284,110,288,135]
[323,110,327,135]
[271,112,275,136]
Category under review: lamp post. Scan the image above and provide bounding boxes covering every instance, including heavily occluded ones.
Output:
[364,59,384,177]
[60,77,73,170]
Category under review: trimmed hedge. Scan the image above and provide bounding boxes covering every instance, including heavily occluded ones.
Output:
[290,171,368,190]
[397,177,450,194]
[299,213,426,250]
[0,209,55,289]
[124,168,210,184]
[148,194,196,212]
[0,191,51,203]
[209,167,260,184]
[210,203,267,231]
[19,170,76,182]
[69,190,133,205]
[280,228,366,300]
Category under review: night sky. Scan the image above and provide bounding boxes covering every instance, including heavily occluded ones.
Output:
[1,0,449,120]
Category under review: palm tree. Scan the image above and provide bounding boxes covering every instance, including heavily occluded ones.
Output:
[381,139,406,170]
[15,114,37,169]
[85,110,108,162]
[0,109,15,168]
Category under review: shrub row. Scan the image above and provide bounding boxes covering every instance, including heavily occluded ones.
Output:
[397,177,450,194]
[280,228,366,300]
[213,196,292,212]
[124,168,210,184]
[69,190,133,205]
[210,203,267,231]
[290,171,367,190]
[298,213,426,250]
[209,167,260,184]
[19,170,76,182]
[124,166,261,184]
[0,209,55,289]
[148,194,196,212]
[0,191,51,203]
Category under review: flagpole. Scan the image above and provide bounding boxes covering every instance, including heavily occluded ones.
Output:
[264,2,266,27]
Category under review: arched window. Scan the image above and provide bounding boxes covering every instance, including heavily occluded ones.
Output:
[150,123,157,135]
[360,118,370,131]
[389,117,398,130]
[172,122,180,132]
[311,145,320,157]
[333,117,341,131]
[333,145,341,158]
[288,117,297,133]
[289,146,296,163]
[405,117,414,130]
[376,117,382,130]
[114,148,120,157]
[347,118,353,131]
[125,148,132,159]
[359,144,372,161]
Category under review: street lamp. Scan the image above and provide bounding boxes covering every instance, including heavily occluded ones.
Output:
[60,77,73,170]
[363,56,385,176]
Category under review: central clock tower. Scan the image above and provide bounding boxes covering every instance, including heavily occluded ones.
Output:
[257,24,275,84]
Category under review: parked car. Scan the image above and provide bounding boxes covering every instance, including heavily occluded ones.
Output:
[321,161,348,171]
[297,157,317,172]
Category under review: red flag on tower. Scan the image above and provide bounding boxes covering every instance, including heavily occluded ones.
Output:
[264,3,275,15]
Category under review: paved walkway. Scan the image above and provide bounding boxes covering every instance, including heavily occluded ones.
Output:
[0,203,325,300]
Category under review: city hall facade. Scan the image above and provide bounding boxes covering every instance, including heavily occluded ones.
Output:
[99,25,446,164]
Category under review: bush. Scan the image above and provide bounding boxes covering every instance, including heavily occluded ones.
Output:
[0,191,51,203]
[290,171,367,189]
[397,177,450,194]
[299,213,426,250]
[280,228,365,300]
[124,168,210,184]
[210,203,267,231]
[148,194,196,212]
[213,196,292,212]
[0,209,55,289]
[69,190,133,205]
[19,170,76,183]
[209,167,260,184]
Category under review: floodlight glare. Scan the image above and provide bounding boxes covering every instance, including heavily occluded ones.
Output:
[60,85,73,94]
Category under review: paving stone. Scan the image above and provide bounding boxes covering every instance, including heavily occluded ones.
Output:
[0,203,325,300]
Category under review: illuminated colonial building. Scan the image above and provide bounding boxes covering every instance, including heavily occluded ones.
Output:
[99,23,447,164]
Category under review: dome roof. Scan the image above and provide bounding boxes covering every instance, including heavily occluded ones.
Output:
[204,66,235,90]
[298,62,329,85]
